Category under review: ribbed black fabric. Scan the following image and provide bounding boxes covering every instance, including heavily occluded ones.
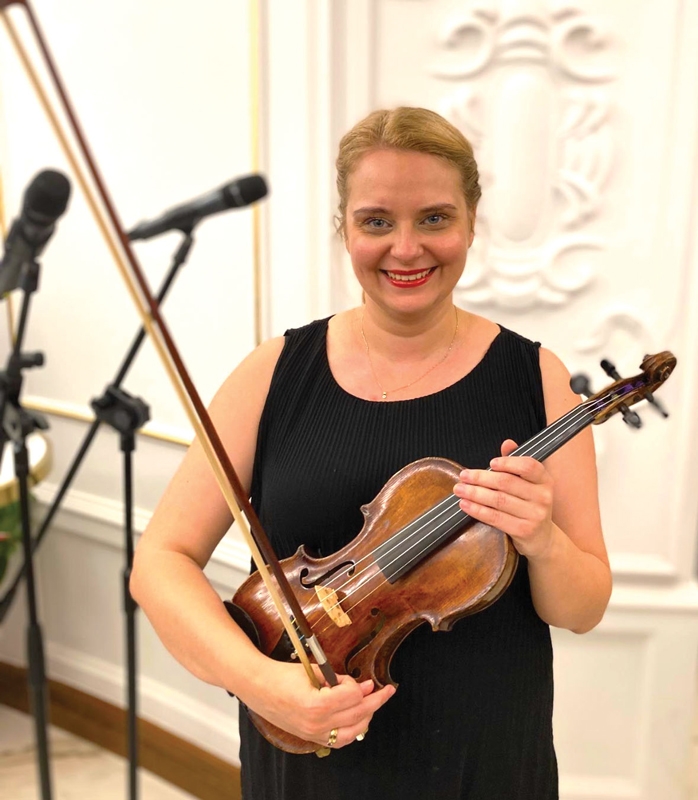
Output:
[241,318,558,800]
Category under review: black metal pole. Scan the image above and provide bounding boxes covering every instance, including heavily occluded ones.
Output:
[17,439,52,800]
[91,386,149,800]
[0,260,53,800]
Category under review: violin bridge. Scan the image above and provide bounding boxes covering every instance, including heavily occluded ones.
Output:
[315,585,352,627]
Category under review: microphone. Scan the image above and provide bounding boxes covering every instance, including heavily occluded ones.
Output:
[0,169,72,295]
[128,174,268,241]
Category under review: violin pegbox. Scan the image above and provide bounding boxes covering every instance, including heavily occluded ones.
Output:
[587,351,677,425]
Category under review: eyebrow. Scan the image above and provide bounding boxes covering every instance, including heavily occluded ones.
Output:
[352,203,460,217]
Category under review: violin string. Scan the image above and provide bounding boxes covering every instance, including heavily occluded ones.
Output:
[306,395,611,640]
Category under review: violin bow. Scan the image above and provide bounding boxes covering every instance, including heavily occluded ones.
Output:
[0,0,338,692]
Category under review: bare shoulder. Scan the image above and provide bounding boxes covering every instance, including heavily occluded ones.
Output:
[205,334,287,485]
[538,346,579,423]
[139,336,286,566]
[210,336,286,412]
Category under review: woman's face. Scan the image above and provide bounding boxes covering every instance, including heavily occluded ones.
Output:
[344,148,473,319]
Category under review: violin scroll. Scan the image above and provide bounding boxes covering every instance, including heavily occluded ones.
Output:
[639,351,677,386]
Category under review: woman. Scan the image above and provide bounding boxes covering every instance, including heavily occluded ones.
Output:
[131,107,611,799]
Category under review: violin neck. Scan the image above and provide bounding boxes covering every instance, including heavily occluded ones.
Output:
[376,400,597,584]
[509,400,597,463]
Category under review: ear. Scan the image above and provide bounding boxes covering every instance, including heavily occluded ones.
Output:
[339,220,350,253]
[468,208,477,248]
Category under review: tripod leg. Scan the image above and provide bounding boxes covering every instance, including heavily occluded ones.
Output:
[17,443,53,800]
[27,622,53,799]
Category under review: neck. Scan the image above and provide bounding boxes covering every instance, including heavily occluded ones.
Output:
[359,300,462,359]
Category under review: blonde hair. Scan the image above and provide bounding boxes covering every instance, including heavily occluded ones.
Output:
[336,107,481,236]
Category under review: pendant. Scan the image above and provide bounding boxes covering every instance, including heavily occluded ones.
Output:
[381,391,387,400]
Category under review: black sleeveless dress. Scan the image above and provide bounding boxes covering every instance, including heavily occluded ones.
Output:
[240,318,558,800]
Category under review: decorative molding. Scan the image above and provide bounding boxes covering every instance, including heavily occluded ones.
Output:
[431,6,616,83]
[552,599,698,799]
[609,553,679,584]
[609,580,698,613]
[31,481,252,582]
[431,4,617,310]
[573,306,658,357]
[45,641,240,766]
[0,660,241,800]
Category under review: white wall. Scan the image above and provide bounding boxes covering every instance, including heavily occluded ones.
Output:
[1,1,698,797]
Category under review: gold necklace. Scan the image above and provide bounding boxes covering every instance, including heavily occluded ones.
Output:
[360,307,460,400]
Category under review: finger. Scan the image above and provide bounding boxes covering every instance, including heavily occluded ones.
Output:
[331,682,396,727]
[489,454,548,483]
[500,439,518,457]
[358,678,376,697]
[330,720,372,749]
[318,674,366,708]
[454,481,534,519]
[322,685,394,748]
[455,494,528,534]
[456,467,542,502]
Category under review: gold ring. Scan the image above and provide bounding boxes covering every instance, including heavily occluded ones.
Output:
[327,728,338,747]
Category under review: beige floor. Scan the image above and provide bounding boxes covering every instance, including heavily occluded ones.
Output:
[0,706,197,800]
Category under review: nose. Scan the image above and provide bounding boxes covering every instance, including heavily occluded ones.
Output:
[390,225,424,264]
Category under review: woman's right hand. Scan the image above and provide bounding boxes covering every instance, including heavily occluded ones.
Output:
[241,659,397,750]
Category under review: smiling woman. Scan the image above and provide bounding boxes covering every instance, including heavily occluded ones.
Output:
[131,106,610,800]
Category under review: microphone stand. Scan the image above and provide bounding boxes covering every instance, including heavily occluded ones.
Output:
[0,229,194,800]
[91,385,149,800]
[0,258,53,800]
[0,230,194,621]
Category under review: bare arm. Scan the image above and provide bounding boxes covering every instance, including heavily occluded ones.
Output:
[130,336,394,748]
[453,347,611,633]
[130,336,286,691]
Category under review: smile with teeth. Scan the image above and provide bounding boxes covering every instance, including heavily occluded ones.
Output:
[384,267,436,282]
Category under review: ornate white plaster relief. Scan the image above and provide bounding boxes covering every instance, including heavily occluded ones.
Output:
[431,4,617,310]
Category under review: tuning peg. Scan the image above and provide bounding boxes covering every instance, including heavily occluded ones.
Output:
[570,373,593,398]
[571,369,642,428]
[602,357,669,419]
[598,358,642,428]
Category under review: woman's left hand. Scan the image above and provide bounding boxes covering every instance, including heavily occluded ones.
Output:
[453,439,556,560]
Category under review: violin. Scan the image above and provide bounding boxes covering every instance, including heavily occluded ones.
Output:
[225,351,676,754]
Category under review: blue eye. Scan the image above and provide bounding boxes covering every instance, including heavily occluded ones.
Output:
[424,214,445,225]
[365,218,389,229]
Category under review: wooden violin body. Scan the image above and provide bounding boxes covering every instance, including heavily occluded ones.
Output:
[227,456,518,754]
